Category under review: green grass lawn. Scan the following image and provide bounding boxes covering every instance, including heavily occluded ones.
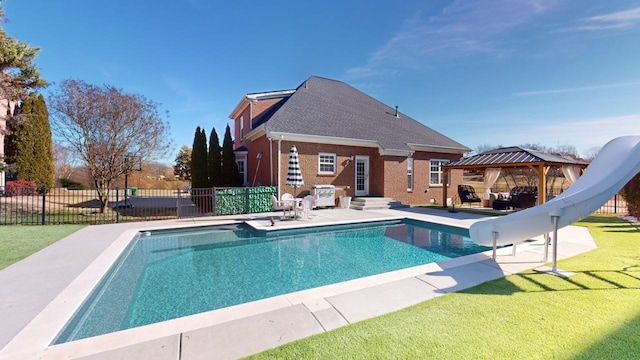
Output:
[0,225,86,270]
[249,215,640,360]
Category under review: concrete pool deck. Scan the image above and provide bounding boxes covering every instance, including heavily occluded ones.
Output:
[0,207,597,360]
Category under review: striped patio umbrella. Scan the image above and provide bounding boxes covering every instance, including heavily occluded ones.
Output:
[286,145,304,197]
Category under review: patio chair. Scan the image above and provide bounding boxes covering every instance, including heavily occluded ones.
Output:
[300,195,316,219]
[282,193,298,216]
[458,185,482,207]
[271,195,293,218]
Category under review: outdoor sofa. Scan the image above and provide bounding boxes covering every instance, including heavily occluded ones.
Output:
[492,186,538,210]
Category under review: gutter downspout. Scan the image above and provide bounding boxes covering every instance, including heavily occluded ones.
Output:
[249,100,254,129]
[269,137,273,186]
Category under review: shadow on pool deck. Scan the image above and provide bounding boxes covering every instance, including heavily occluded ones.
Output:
[0,207,596,360]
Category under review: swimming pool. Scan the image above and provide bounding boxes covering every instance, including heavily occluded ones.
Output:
[54,219,488,344]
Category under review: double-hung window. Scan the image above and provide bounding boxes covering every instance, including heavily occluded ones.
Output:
[318,153,336,174]
[407,157,414,191]
[430,159,450,186]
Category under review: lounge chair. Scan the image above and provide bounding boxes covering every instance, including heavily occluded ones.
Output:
[458,185,482,207]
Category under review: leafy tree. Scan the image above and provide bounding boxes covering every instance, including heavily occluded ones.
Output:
[0,3,47,101]
[49,79,172,212]
[9,94,54,187]
[222,124,241,186]
[208,127,222,187]
[190,127,208,189]
[0,3,46,173]
[173,145,192,181]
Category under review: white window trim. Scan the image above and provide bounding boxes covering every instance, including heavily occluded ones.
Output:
[429,159,450,186]
[318,152,337,174]
[236,157,247,186]
[407,157,414,192]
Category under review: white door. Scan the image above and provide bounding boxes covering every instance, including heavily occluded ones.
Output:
[355,156,369,196]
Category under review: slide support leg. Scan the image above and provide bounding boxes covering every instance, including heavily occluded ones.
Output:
[511,242,517,256]
[551,215,559,272]
[492,231,498,260]
[543,233,549,262]
[534,215,574,278]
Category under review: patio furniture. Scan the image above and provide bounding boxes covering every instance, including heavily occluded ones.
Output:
[458,185,482,207]
[492,186,538,210]
[282,193,303,218]
[271,195,293,218]
[300,195,316,219]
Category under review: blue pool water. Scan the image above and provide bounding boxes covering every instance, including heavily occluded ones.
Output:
[54,219,488,344]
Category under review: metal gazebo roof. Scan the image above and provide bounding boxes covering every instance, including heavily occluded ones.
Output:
[442,147,589,207]
[447,146,589,168]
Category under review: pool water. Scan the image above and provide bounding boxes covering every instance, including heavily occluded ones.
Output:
[54,219,488,344]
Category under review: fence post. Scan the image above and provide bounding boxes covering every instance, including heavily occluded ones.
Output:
[614,194,618,214]
[41,186,46,225]
[213,187,217,216]
[116,188,120,223]
[176,189,181,218]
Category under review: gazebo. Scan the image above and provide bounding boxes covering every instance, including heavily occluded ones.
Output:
[442,147,589,208]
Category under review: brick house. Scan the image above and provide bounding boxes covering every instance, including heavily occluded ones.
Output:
[229,76,470,206]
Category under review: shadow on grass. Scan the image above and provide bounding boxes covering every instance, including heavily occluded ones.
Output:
[458,266,640,297]
[67,199,100,208]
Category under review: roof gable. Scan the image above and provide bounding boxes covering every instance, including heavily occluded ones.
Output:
[255,76,470,154]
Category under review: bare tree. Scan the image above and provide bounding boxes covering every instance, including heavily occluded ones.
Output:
[582,146,601,162]
[53,141,77,182]
[49,79,172,212]
[474,143,502,155]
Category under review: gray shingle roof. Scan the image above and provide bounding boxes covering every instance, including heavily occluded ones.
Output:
[448,146,589,167]
[262,76,470,153]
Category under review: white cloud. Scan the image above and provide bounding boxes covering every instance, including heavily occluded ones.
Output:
[515,81,640,96]
[346,0,558,81]
[512,115,640,153]
[582,7,640,30]
[451,114,640,156]
[563,7,640,32]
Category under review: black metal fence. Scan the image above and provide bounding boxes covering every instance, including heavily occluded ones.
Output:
[594,194,628,215]
[0,186,277,225]
[0,185,628,225]
[472,183,628,215]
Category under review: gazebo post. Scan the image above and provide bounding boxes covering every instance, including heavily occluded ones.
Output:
[442,167,449,208]
[538,164,548,205]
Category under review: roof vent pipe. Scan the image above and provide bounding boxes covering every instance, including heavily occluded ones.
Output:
[395,105,399,118]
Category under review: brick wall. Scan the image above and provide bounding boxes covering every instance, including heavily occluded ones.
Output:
[380,152,463,206]
[232,98,283,149]
[246,138,465,206]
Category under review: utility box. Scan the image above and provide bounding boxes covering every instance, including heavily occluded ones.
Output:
[311,185,336,208]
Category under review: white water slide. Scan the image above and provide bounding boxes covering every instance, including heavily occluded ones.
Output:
[470,135,640,247]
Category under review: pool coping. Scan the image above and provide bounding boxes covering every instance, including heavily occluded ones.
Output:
[0,208,598,359]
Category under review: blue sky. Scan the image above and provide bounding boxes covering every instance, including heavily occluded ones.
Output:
[5,0,640,163]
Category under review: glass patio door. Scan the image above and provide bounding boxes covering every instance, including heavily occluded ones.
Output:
[355,156,369,196]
